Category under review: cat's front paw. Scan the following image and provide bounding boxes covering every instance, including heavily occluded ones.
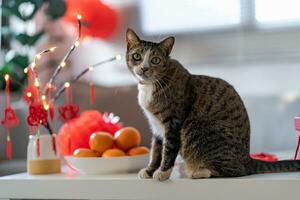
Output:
[153,168,172,181]
[138,168,153,179]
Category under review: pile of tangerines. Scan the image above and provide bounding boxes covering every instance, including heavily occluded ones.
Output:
[73,127,149,158]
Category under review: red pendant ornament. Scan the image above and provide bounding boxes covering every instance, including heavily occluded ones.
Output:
[23,67,39,104]
[58,104,79,122]
[1,107,19,128]
[2,75,19,160]
[58,82,79,122]
[26,103,48,126]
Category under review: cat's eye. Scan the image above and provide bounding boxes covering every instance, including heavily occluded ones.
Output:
[151,57,161,65]
[132,53,141,61]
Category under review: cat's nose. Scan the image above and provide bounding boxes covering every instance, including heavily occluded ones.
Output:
[141,67,149,73]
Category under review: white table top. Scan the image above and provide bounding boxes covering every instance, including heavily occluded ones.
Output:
[0,164,300,200]
[0,151,299,200]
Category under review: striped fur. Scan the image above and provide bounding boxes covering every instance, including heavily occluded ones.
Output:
[125,29,300,181]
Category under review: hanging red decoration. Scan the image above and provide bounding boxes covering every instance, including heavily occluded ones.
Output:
[63,0,117,39]
[23,85,39,105]
[58,104,79,122]
[1,107,19,129]
[26,103,48,126]
[2,75,19,160]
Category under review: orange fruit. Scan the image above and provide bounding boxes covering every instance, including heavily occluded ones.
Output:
[102,149,126,157]
[73,148,98,157]
[114,127,141,151]
[89,132,113,155]
[127,146,149,156]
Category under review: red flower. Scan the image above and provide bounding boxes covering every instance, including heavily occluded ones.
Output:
[63,0,117,39]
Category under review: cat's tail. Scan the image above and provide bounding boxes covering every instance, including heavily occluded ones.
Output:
[250,158,300,174]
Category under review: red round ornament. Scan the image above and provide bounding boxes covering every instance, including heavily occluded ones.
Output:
[1,107,19,129]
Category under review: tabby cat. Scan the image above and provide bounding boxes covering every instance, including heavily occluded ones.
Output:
[125,29,300,181]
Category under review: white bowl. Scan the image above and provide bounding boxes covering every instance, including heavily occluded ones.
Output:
[65,154,149,174]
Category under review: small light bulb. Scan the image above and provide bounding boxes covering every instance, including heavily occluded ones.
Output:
[31,62,36,68]
[60,61,66,68]
[74,41,80,47]
[64,82,70,88]
[27,92,32,98]
[41,95,46,101]
[4,74,9,81]
[89,65,93,71]
[115,54,122,60]
[47,83,53,89]
[50,47,57,52]
[77,14,82,20]
[24,67,28,74]
[43,103,49,110]
[34,79,40,87]
[36,54,41,59]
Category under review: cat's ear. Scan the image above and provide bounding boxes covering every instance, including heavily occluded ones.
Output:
[159,36,175,56]
[126,28,140,49]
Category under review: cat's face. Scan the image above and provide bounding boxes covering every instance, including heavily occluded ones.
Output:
[126,29,175,84]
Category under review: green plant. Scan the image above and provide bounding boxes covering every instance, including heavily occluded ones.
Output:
[0,0,66,91]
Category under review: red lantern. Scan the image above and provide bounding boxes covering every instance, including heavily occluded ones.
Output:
[63,0,118,39]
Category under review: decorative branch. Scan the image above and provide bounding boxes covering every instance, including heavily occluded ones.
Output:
[52,55,121,102]
[43,14,82,95]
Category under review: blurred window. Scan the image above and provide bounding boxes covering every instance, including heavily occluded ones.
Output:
[141,0,300,34]
[255,0,300,26]
[141,0,241,34]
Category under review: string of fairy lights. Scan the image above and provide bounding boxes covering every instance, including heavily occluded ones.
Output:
[3,14,122,134]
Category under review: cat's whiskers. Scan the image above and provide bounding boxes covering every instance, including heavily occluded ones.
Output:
[153,79,168,102]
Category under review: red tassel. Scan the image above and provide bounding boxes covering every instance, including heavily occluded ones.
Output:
[52,134,57,155]
[6,135,12,160]
[36,137,40,157]
[89,82,94,105]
